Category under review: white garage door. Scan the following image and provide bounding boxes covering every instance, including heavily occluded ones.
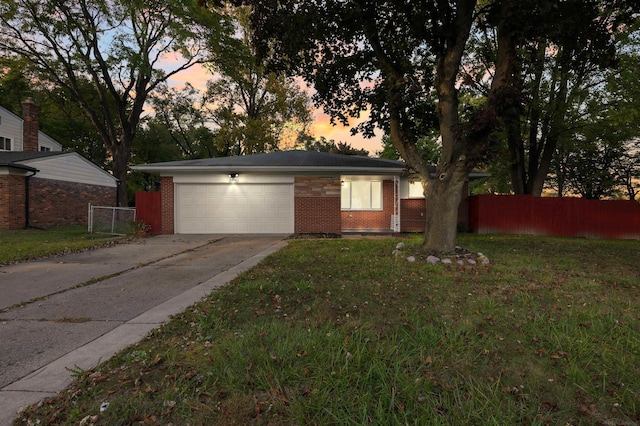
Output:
[175,183,294,234]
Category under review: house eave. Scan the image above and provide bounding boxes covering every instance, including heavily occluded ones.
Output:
[132,165,406,176]
[0,163,38,176]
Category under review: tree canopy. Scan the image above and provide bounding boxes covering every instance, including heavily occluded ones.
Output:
[0,0,237,205]
[298,135,370,157]
[201,5,312,156]
[244,0,638,251]
[463,0,639,196]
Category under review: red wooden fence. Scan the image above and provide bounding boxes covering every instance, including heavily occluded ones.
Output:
[469,194,640,239]
[135,191,161,234]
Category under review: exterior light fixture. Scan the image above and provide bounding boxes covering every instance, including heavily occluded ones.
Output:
[228,172,239,183]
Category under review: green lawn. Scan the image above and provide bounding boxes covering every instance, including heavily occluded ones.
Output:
[0,226,124,265]
[15,234,640,425]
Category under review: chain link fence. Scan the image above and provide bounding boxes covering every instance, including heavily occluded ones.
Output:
[88,204,137,235]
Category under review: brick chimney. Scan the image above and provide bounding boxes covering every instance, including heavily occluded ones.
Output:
[22,98,39,152]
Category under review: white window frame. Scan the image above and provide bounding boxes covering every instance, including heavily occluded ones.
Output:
[0,136,11,151]
[341,180,383,211]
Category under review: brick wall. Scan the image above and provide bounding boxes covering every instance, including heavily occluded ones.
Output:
[0,175,27,230]
[294,177,342,234]
[28,178,116,228]
[22,99,39,152]
[160,176,174,234]
[401,181,470,232]
[400,198,426,232]
[341,180,396,231]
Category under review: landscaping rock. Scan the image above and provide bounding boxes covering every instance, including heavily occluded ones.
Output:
[427,255,440,264]
[387,242,491,267]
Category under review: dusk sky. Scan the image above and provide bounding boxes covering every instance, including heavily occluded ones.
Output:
[167,63,385,156]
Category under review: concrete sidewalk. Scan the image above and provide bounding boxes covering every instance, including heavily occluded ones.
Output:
[0,234,287,426]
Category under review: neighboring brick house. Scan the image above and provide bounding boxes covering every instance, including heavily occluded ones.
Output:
[133,150,485,235]
[0,100,118,230]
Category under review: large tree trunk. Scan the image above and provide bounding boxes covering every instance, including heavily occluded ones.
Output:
[423,164,467,253]
[111,138,132,206]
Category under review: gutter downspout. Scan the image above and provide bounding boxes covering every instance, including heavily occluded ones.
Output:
[25,169,38,228]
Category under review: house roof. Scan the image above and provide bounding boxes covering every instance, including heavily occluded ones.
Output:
[0,152,68,172]
[133,150,409,175]
[0,151,118,185]
[132,150,492,180]
[0,151,67,163]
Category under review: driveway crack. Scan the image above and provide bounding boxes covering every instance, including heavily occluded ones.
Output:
[0,238,224,314]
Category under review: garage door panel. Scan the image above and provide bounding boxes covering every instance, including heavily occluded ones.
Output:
[176,183,294,234]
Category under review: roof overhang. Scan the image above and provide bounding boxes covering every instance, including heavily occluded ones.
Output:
[0,163,38,176]
[132,165,406,176]
[131,151,490,180]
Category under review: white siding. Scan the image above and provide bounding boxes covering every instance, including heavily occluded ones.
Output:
[400,176,425,199]
[38,131,63,151]
[0,106,24,151]
[172,174,294,184]
[20,153,117,187]
[0,106,63,152]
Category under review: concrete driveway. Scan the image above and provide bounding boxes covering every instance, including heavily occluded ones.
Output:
[0,234,287,425]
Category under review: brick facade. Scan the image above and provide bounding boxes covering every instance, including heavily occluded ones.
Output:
[341,180,396,231]
[400,199,426,232]
[294,177,342,234]
[160,176,175,234]
[28,178,116,228]
[0,175,27,230]
[22,99,39,152]
[400,181,470,232]
[1,176,116,230]
[151,176,471,235]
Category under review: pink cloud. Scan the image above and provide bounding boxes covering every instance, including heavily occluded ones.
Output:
[165,63,210,92]
[310,109,383,155]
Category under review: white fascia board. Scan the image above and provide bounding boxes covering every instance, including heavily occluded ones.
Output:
[341,175,399,181]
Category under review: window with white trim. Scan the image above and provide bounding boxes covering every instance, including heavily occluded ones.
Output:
[0,137,11,151]
[408,179,425,198]
[341,180,382,210]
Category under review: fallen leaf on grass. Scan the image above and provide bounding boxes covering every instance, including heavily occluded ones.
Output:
[143,414,157,424]
[550,351,569,360]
